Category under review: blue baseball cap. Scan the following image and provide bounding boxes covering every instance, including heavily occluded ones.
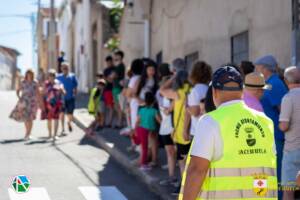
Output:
[212,65,243,91]
[254,54,278,69]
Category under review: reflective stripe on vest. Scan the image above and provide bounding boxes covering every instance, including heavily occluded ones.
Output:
[179,102,278,200]
[207,167,276,177]
[178,190,277,200]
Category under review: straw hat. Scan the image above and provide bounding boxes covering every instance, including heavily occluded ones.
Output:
[244,72,272,90]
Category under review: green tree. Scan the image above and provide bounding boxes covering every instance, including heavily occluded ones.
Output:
[110,0,123,33]
[105,36,120,52]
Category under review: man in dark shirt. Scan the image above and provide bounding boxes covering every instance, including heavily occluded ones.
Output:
[103,55,116,127]
[113,50,126,128]
[103,55,115,78]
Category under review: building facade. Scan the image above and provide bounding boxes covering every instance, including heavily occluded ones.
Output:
[57,0,113,92]
[0,46,20,90]
[120,0,292,70]
[36,8,59,73]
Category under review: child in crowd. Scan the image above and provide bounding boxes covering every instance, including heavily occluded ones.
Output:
[86,79,106,136]
[134,92,161,170]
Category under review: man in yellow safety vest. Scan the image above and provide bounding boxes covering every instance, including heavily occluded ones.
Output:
[180,65,278,200]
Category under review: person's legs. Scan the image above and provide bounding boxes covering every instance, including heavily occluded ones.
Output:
[149,132,158,165]
[65,99,75,132]
[66,98,75,132]
[165,145,176,178]
[137,127,149,166]
[276,140,284,200]
[125,105,131,128]
[112,88,123,128]
[281,149,300,200]
[98,113,104,127]
[176,143,191,175]
[24,122,29,138]
[178,159,186,175]
[104,90,114,127]
[107,107,113,127]
[27,120,33,137]
[47,119,52,138]
[115,103,123,128]
[60,112,65,133]
[127,100,138,150]
[53,120,59,137]
[67,114,73,131]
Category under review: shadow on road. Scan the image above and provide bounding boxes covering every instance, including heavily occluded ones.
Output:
[24,139,49,145]
[78,135,99,148]
[0,139,25,144]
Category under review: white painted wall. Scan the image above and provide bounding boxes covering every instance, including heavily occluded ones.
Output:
[120,0,292,69]
[0,53,14,90]
[57,0,72,63]
[119,0,146,67]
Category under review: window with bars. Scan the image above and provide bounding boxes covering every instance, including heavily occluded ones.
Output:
[231,31,249,65]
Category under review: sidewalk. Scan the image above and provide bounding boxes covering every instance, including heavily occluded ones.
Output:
[74,93,178,200]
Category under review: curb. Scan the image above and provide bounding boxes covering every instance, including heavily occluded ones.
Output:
[74,116,174,200]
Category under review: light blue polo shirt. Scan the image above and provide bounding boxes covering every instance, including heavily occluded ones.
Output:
[56,73,78,100]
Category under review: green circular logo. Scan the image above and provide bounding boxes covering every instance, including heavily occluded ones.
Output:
[12,175,30,193]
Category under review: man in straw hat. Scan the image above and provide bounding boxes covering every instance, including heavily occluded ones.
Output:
[243,72,271,112]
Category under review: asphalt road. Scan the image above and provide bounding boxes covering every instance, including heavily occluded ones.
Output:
[0,91,159,200]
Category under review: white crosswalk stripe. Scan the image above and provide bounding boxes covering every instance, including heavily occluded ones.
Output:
[7,186,127,200]
[79,186,128,200]
[8,187,51,200]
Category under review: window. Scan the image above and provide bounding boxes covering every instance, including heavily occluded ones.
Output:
[292,0,300,30]
[231,31,249,64]
[185,51,199,71]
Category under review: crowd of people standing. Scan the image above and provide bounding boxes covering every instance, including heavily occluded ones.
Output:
[9,48,300,199]
[87,51,300,199]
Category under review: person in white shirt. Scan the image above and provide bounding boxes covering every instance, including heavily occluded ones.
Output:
[156,63,177,186]
[125,59,144,150]
[136,60,159,166]
[184,61,212,140]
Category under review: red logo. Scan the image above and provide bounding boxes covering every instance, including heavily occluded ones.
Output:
[257,180,264,187]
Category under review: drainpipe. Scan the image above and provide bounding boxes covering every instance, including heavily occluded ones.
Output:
[292,0,300,66]
[144,19,150,58]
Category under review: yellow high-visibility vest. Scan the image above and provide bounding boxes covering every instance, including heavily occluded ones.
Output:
[179,102,278,200]
[88,87,100,115]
